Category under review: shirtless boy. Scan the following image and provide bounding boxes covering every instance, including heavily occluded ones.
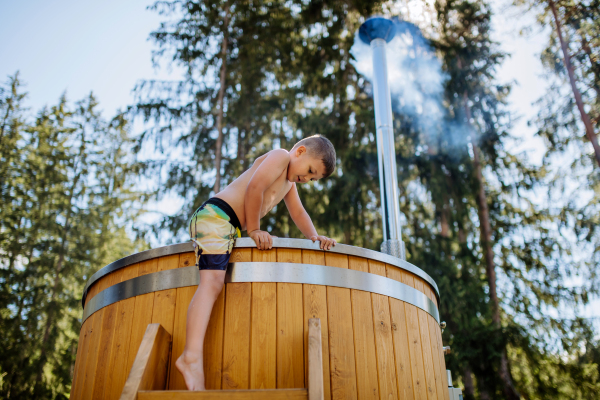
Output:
[176,135,338,390]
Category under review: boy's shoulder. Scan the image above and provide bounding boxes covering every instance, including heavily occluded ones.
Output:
[257,148,291,165]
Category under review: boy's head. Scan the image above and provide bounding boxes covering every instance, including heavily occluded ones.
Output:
[288,135,336,183]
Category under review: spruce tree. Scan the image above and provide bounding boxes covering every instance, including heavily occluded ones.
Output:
[0,75,144,399]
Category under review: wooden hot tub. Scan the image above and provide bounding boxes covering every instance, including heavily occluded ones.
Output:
[70,238,448,400]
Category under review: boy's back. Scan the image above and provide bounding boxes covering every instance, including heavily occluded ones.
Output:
[215,150,293,230]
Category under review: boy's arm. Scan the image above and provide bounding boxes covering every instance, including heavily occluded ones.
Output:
[245,149,290,249]
[283,183,336,250]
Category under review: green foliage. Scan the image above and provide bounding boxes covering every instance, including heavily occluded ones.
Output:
[0,74,146,399]
[135,1,599,398]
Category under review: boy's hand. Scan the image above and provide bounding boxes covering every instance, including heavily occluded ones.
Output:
[249,229,274,250]
[311,235,337,250]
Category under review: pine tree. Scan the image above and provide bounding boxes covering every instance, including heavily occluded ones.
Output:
[0,75,145,399]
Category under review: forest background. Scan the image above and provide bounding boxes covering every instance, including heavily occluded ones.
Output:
[1,0,599,399]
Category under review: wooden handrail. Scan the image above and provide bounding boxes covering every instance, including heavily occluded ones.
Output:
[120,323,172,400]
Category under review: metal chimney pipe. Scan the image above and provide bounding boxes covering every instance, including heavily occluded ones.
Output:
[359,17,406,259]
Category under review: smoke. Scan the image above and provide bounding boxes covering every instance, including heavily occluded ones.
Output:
[351,19,467,153]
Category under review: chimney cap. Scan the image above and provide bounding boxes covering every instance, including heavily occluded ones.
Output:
[359,17,396,44]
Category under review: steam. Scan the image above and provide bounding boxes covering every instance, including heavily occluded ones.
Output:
[351,19,466,153]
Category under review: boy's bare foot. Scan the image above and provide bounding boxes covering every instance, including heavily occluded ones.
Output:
[176,352,205,390]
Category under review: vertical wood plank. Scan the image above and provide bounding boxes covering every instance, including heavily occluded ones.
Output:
[308,318,325,400]
[80,308,105,400]
[222,248,252,389]
[151,255,180,388]
[412,280,438,400]
[325,253,358,400]
[348,256,379,400]
[204,285,226,390]
[397,271,428,400]
[368,261,398,400]
[386,266,415,400]
[91,270,128,400]
[70,314,94,400]
[276,248,305,389]
[250,249,277,389]
[167,249,197,390]
[106,263,141,400]
[168,285,197,390]
[126,259,159,375]
[302,250,331,400]
[152,255,180,336]
[178,252,196,269]
[388,299,415,400]
[434,321,449,400]
[427,316,447,400]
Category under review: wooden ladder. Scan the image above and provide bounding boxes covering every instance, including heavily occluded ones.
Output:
[119,319,324,400]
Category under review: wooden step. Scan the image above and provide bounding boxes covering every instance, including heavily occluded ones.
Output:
[137,389,307,399]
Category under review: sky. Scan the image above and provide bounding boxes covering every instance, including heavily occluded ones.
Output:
[1,0,597,321]
[0,0,171,116]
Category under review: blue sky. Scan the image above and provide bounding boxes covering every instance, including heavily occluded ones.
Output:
[0,0,170,116]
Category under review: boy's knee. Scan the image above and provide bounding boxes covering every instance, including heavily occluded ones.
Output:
[200,270,225,294]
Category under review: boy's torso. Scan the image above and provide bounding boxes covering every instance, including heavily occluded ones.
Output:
[214,151,293,231]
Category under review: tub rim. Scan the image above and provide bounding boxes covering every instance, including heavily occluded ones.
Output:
[82,237,440,307]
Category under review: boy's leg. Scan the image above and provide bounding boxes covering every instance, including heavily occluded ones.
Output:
[176,269,226,390]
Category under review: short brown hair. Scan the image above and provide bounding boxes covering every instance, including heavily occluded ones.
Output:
[292,135,336,178]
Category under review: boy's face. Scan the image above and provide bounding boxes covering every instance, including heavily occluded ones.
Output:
[288,145,326,184]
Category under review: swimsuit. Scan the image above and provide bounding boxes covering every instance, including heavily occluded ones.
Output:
[188,198,241,270]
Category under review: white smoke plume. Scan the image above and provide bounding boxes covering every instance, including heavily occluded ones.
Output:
[351,19,463,153]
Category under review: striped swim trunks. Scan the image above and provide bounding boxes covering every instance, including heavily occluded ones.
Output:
[188,198,242,270]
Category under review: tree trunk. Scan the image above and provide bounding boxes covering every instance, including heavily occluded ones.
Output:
[463,366,475,399]
[464,93,520,400]
[549,0,600,168]
[213,1,232,193]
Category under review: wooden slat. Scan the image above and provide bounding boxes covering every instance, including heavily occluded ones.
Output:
[308,318,324,400]
[126,259,160,375]
[178,252,196,269]
[137,389,308,400]
[80,308,105,399]
[302,250,331,400]
[106,263,142,399]
[120,324,172,400]
[150,255,180,387]
[204,283,226,390]
[70,313,95,399]
[222,248,252,389]
[168,251,198,390]
[92,291,120,398]
[250,248,277,389]
[325,253,358,400]
[434,321,449,400]
[397,269,428,399]
[368,260,398,400]
[386,266,414,400]
[348,256,379,400]
[427,316,446,400]
[168,286,197,390]
[277,248,305,389]
[412,279,438,400]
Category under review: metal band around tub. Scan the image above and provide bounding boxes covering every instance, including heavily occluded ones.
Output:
[81,238,440,307]
[82,262,440,326]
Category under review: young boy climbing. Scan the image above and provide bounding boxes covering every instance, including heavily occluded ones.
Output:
[175,135,338,390]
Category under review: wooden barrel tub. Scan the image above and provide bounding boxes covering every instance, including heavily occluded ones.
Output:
[70,238,448,400]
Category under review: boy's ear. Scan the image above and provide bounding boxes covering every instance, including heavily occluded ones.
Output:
[295,145,307,156]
